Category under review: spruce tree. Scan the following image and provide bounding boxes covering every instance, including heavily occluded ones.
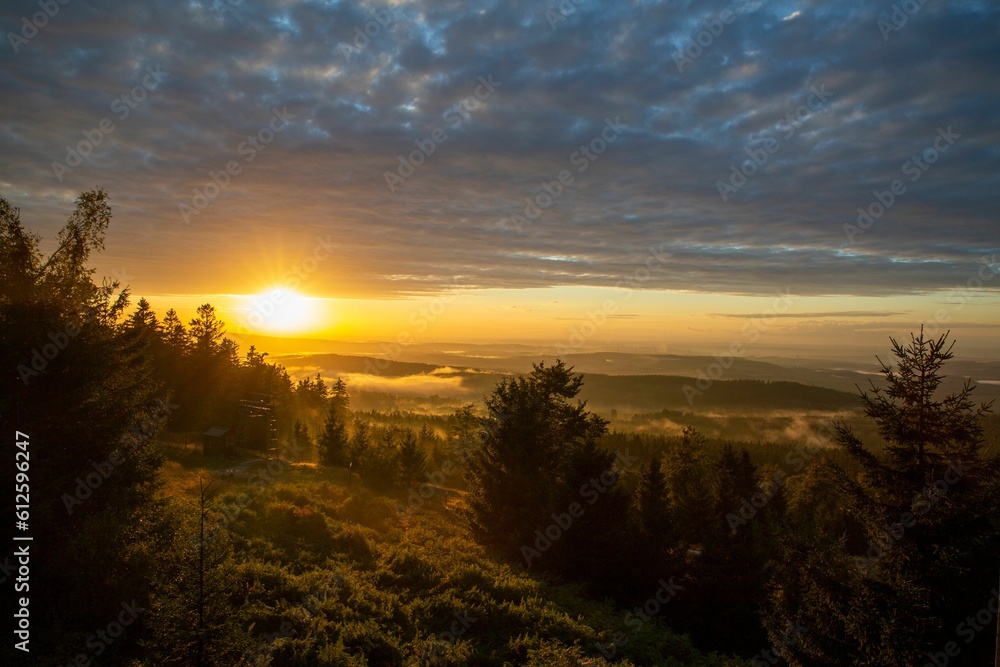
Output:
[318,400,349,466]
[292,419,314,462]
[161,308,190,355]
[766,329,1000,666]
[0,190,172,662]
[464,360,609,559]
[144,480,255,666]
[397,428,428,486]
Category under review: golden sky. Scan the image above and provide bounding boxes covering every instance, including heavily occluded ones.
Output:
[4,0,999,359]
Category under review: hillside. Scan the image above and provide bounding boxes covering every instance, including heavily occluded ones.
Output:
[146,450,738,667]
[277,354,863,412]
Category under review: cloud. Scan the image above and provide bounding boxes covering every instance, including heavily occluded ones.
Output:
[0,0,997,299]
[339,372,474,398]
[710,310,910,318]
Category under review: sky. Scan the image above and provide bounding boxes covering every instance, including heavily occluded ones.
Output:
[1,0,998,357]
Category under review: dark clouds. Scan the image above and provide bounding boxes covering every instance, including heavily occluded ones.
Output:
[0,0,997,297]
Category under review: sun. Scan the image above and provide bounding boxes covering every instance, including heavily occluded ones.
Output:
[242,287,324,335]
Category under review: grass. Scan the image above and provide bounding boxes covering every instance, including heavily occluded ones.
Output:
[153,445,741,667]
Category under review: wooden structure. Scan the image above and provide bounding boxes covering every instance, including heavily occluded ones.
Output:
[202,427,232,457]
[233,392,276,452]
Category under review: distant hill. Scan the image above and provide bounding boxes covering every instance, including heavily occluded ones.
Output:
[280,353,442,377]
[276,353,864,412]
[577,374,860,411]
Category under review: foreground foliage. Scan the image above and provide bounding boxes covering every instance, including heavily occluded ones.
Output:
[138,464,734,666]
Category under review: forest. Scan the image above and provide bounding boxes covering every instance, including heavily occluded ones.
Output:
[3,191,1000,666]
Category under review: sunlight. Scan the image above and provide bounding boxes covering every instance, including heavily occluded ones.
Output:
[242,287,325,334]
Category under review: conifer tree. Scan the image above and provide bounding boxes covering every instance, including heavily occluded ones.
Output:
[189,303,226,356]
[634,453,673,578]
[292,419,314,461]
[662,427,715,545]
[766,330,1000,666]
[0,190,172,661]
[161,308,190,354]
[144,480,255,666]
[318,399,350,467]
[464,360,609,559]
[397,428,428,486]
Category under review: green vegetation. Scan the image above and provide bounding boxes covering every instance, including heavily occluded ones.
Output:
[135,460,735,666]
[4,191,999,666]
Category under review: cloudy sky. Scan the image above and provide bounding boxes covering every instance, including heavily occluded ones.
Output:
[1,0,998,355]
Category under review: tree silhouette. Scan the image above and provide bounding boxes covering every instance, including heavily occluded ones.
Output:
[144,479,255,666]
[129,297,160,332]
[397,428,427,486]
[189,303,226,356]
[292,419,313,461]
[767,329,1000,666]
[662,426,715,545]
[161,308,190,355]
[633,453,675,585]
[464,360,609,559]
[318,400,349,467]
[0,190,172,661]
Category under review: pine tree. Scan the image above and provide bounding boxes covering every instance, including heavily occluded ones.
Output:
[397,428,427,486]
[161,308,190,355]
[448,403,480,464]
[292,419,313,461]
[418,424,444,464]
[662,426,715,545]
[635,454,672,558]
[314,373,329,401]
[330,376,348,413]
[551,436,631,593]
[295,374,314,396]
[318,401,349,467]
[766,329,1000,666]
[189,303,226,356]
[464,360,609,559]
[691,445,771,654]
[144,480,255,666]
[349,421,372,463]
[218,336,240,365]
[0,190,173,661]
[128,297,160,332]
